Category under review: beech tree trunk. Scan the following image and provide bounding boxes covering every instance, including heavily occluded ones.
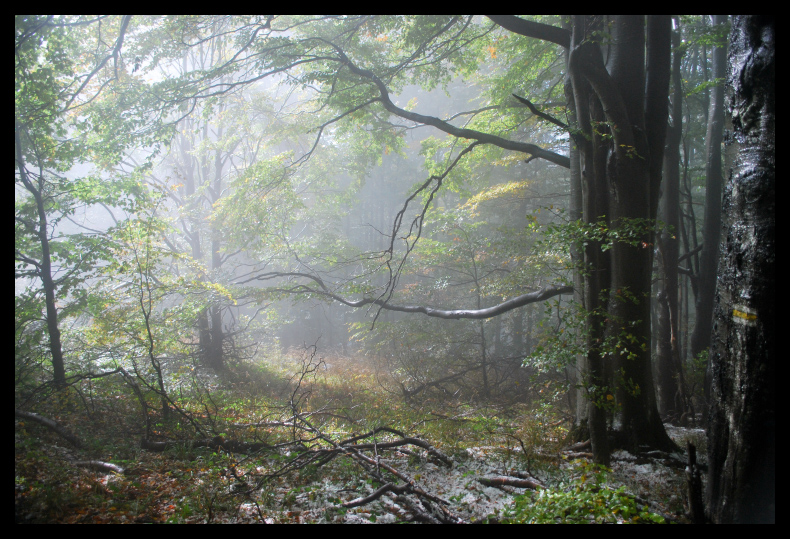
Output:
[656,28,687,420]
[566,16,675,460]
[706,14,774,524]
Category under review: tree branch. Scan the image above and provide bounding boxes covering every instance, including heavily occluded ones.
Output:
[250,271,573,320]
[512,93,569,130]
[569,41,634,151]
[62,15,132,112]
[328,43,570,168]
[486,16,570,48]
[15,409,83,448]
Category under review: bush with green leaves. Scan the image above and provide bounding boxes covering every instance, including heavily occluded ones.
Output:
[501,461,666,524]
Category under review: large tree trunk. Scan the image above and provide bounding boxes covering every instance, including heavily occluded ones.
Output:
[606,15,674,452]
[656,28,687,420]
[706,14,775,524]
[489,15,677,458]
[568,15,611,464]
[569,16,675,455]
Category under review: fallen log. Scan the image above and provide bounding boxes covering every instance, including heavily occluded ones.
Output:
[73,460,125,474]
[479,476,543,490]
[15,409,83,448]
[562,451,594,459]
[565,439,591,452]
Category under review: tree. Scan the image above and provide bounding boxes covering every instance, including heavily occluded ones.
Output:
[706,14,774,524]
[655,23,688,421]
[690,15,727,365]
[558,16,676,461]
[15,16,134,386]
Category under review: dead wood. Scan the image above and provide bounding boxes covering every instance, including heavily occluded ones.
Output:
[338,426,452,467]
[73,460,125,474]
[393,494,444,524]
[563,451,594,459]
[251,415,464,523]
[479,476,543,490]
[565,439,591,452]
[15,409,83,448]
[343,482,409,508]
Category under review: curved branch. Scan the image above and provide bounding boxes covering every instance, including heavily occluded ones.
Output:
[486,15,570,49]
[250,271,573,320]
[328,44,570,168]
[15,409,83,448]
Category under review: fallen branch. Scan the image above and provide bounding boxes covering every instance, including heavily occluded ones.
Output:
[479,476,543,490]
[565,439,591,452]
[15,409,83,448]
[254,418,463,523]
[243,354,465,523]
[339,426,452,467]
[563,451,594,459]
[73,460,125,474]
[343,482,409,508]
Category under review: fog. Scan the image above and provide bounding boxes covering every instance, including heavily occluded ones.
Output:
[18,16,769,524]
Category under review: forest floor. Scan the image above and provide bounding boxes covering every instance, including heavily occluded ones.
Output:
[15,351,705,524]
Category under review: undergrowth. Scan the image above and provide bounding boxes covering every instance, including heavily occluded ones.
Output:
[501,461,666,524]
[15,348,685,524]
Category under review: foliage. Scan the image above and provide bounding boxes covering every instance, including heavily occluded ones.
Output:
[502,461,666,524]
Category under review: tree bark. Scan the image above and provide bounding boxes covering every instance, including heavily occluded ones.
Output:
[706,14,774,524]
[603,15,674,452]
[656,28,687,420]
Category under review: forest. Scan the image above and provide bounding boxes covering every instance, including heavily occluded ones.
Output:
[15,15,774,524]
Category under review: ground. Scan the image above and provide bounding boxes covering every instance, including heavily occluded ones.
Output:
[15,353,706,524]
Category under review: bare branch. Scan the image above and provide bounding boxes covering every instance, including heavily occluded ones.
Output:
[250,271,573,320]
